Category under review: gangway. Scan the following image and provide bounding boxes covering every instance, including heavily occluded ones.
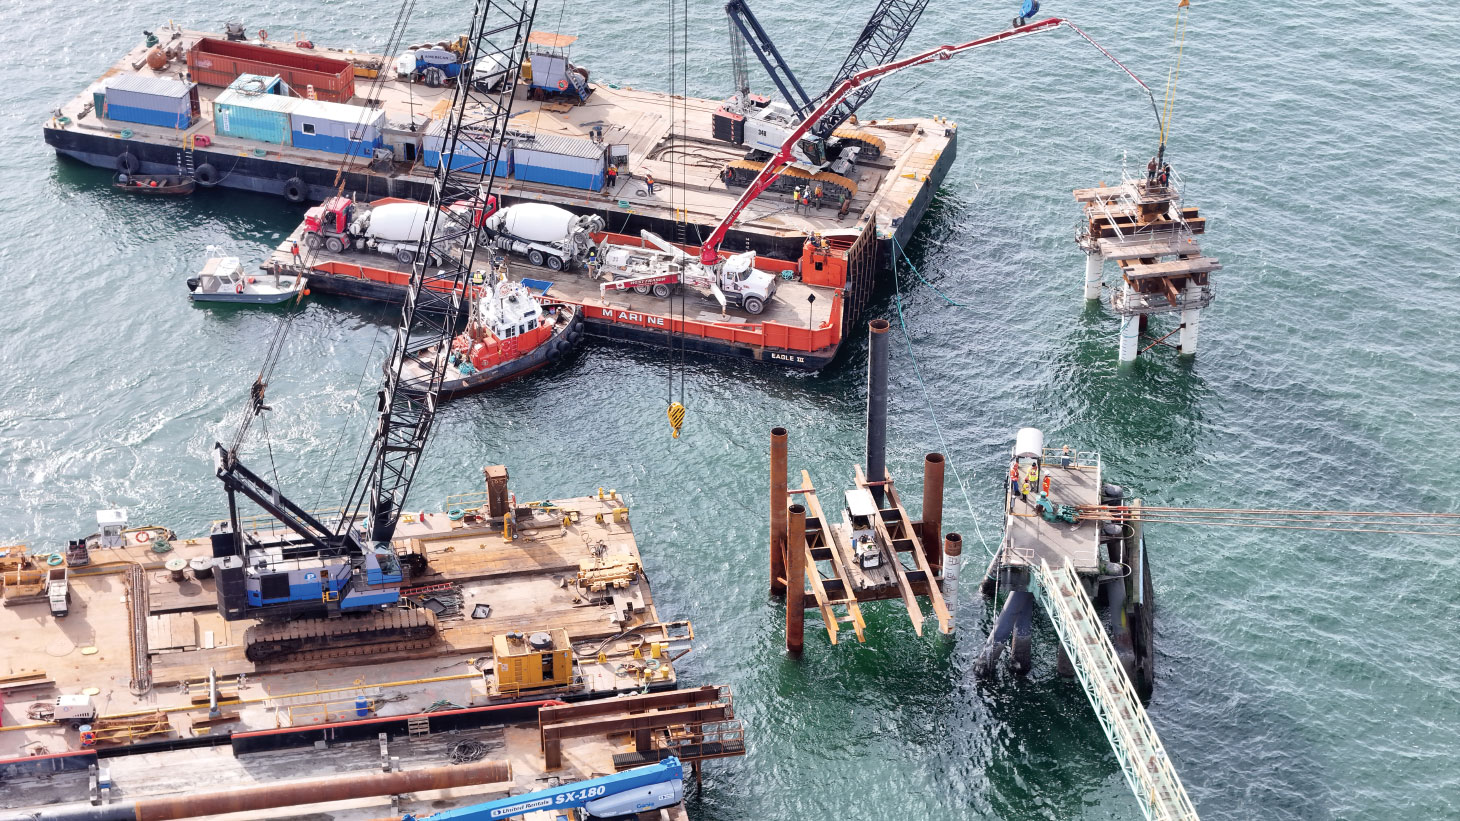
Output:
[1032,556,1199,821]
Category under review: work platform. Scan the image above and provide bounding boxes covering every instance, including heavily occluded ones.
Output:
[1002,448,1103,575]
[0,468,745,818]
[0,473,682,750]
[44,27,957,262]
[978,429,1195,820]
[1075,167,1219,360]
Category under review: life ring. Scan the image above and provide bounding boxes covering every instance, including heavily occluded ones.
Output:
[47,553,64,566]
[283,177,307,203]
[193,134,212,148]
[556,79,568,91]
[258,29,268,41]
[135,530,151,543]
[116,152,139,174]
[295,40,314,50]
[235,281,245,293]
[194,163,219,186]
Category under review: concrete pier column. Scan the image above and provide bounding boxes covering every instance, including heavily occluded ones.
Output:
[1118,308,1141,362]
[786,503,807,656]
[769,427,788,596]
[1179,282,1202,355]
[1083,253,1104,300]
[941,533,962,631]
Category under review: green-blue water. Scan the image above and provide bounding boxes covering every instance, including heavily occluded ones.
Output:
[3,1,1458,818]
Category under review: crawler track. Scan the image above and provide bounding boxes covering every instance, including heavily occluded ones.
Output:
[244,607,439,663]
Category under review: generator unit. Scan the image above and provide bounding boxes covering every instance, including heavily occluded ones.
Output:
[490,629,574,697]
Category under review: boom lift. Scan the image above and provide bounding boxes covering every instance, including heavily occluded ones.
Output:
[713,0,931,198]
[210,0,539,663]
[400,758,684,820]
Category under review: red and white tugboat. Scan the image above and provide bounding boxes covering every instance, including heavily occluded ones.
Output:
[409,261,582,399]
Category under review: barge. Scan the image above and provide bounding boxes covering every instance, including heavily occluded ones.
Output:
[43,24,955,278]
[264,220,872,369]
[0,469,741,820]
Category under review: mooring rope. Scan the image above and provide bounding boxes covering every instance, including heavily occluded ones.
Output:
[889,243,995,560]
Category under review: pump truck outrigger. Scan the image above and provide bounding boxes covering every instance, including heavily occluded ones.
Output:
[597,229,777,315]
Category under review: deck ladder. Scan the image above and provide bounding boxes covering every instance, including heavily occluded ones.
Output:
[1031,557,1200,821]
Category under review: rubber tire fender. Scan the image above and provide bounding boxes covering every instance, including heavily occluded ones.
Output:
[194,163,219,187]
[283,177,308,203]
[116,152,140,174]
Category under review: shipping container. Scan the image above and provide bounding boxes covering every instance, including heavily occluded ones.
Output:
[422,119,512,174]
[213,85,296,145]
[511,133,604,191]
[103,75,199,129]
[187,38,355,103]
[288,99,385,157]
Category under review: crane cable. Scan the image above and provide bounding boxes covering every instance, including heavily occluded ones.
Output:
[890,242,997,560]
[665,0,688,439]
[1157,0,1189,157]
[331,0,420,195]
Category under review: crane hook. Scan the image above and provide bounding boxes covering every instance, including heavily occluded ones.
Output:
[667,402,686,439]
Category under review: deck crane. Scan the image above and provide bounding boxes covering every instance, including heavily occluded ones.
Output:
[714,0,931,197]
[398,758,684,821]
[209,0,539,663]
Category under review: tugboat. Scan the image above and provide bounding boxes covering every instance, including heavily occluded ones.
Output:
[188,247,307,304]
[406,261,582,398]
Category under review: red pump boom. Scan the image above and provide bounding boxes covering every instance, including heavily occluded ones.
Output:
[697,17,1156,265]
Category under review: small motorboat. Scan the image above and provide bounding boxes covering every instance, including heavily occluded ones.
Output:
[187,247,307,305]
[114,172,196,195]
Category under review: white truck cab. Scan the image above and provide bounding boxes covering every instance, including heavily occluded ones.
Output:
[843,488,882,569]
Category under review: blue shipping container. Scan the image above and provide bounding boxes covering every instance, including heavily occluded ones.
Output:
[512,133,604,191]
[423,120,511,173]
[213,87,295,145]
[289,99,386,157]
[512,162,601,190]
[104,75,197,129]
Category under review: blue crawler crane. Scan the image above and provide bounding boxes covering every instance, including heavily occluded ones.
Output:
[401,758,684,821]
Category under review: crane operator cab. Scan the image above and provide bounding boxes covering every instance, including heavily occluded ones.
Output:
[843,488,883,569]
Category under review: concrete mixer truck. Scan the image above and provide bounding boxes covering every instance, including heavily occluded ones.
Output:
[303,197,486,265]
[480,202,604,272]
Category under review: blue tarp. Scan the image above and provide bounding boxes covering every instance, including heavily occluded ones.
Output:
[519,278,554,295]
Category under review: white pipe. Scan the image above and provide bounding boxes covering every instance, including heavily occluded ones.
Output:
[1083,254,1103,300]
[1117,311,1140,362]
[1179,282,1202,355]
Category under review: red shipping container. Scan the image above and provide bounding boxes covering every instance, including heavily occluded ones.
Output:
[187,38,355,103]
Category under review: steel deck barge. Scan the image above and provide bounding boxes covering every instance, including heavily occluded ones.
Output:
[44,27,956,267]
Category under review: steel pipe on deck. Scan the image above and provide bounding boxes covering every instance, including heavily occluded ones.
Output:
[1,760,511,821]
